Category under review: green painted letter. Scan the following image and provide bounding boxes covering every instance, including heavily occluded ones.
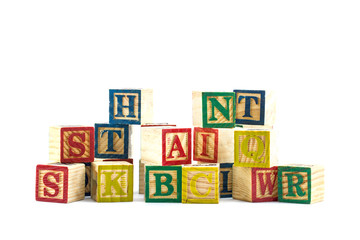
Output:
[285,173,306,197]
[209,97,231,121]
[153,173,174,197]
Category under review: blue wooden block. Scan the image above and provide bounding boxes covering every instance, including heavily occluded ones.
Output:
[109,89,153,125]
[234,90,265,125]
[220,163,234,198]
[94,123,129,159]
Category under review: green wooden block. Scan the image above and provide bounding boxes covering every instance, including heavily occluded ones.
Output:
[145,165,182,203]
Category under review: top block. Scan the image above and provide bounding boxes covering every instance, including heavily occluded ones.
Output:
[193,92,236,128]
[109,89,153,125]
[233,89,276,127]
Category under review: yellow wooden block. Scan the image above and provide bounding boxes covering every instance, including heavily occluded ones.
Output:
[182,164,219,204]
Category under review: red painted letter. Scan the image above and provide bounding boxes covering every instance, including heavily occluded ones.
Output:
[167,135,186,159]
[43,172,60,197]
[68,132,86,157]
[258,172,276,195]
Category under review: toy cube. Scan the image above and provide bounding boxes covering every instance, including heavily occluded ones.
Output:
[35,163,85,203]
[182,164,219,204]
[193,127,218,163]
[234,89,276,127]
[85,162,91,196]
[278,164,324,204]
[94,123,130,159]
[49,126,94,163]
[220,163,233,198]
[141,126,192,166]
[109,89,153,125]
[145,165,182,203]
[193,91,235,128]
[91,161,133,202]
[234,129,277,168]
[233,166,278,202]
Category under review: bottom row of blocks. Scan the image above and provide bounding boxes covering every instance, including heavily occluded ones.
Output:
[35,162,324,204]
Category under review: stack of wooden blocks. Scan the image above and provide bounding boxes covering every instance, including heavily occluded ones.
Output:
[35,89,324,204]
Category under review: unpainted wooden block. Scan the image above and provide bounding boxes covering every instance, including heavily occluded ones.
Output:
[234,89,276,127]
[193,91,236,128]
[139,159,160,194]
[109,89,153,125]
[182,164,219,204]
[35,163,85,203]
[91,161,133,202]
[233,166,278,202]
[234,129,277,168]
[278,164,324,204]
[141,126,192,166]
[49,126,94,163]
[94,123,130,159]
[145,165,182,203]
[220,163,233,198]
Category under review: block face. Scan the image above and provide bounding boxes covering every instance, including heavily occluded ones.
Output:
[182,166,219,204]
[220,163,233,198]
[162,128,192,166]
[278,166,311,204]
[94,123,129,159]
[109,89,141,125]
[234,90,265,125]
[85,163,91,196]
[193,127,218,163]
[145,166,182,203]
[36,165,68,203]
[97,165,133,202]
[202,92,235,128]
[251,167,278,202]
[234,130,270,168]
[60,127,94,163]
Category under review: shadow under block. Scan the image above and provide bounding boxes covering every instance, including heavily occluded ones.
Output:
[234,129,277,168]
[109,89,153,125]
[278,165,324,204]
[145,165,182,203]
[91,161,133,202]
[233,89,276,127]
[220,163,233,198]
[95,123,130,159]
[49,126,95,163]
[182,164,219,204]
[36,163,85,203]
[233,166,278,202]
[192,91,235,128]
[141,126,192,166]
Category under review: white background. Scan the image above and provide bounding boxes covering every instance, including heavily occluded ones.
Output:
[1,1,359,239]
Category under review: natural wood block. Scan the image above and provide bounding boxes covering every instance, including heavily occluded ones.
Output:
[139,159,160,194]
[49,126,94,163]
[36,163,85,203]
[192,91,236,128]
[109,89,153,125]
[145,165,182,203]
[278,164,324,204]
[141,126,192,166]
[233,166,278,202]
[193,127,218,163]
[233,89,276,127]
[91,161,133,202]
[220,163,233,198]
[234,129,277,168]
[94,123,130,159]
[182,164,219,204]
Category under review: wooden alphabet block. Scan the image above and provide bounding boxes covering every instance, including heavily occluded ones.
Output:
[91,161,133,202]
[193,127,218,163]
[233,166,278,202]
[278,164,324,204]
[234,129,277,168]
[94,123,130,159]
[85,162,91,196]
[141,126,192,166]
[139,159,160,194]
[109,89,153,125]
[234,89,276,127]
[220,163,233,198]
[36,163,85,203]
[182,164,219,204]
[49,126,94,163]
[145,165,182,203]
[193,91,235,128]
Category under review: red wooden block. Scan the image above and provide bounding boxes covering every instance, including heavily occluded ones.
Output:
[193,127,218,163]
[162,128,192,166]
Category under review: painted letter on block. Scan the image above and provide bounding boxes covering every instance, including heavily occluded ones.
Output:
[220,163,233,198]
[162,128,191,166]
[109,89,141,124]
[202,92,235,128]
[234,90,265,125]
[95,123,129,159]
[193,127,218,163]
[252,167,278,202]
